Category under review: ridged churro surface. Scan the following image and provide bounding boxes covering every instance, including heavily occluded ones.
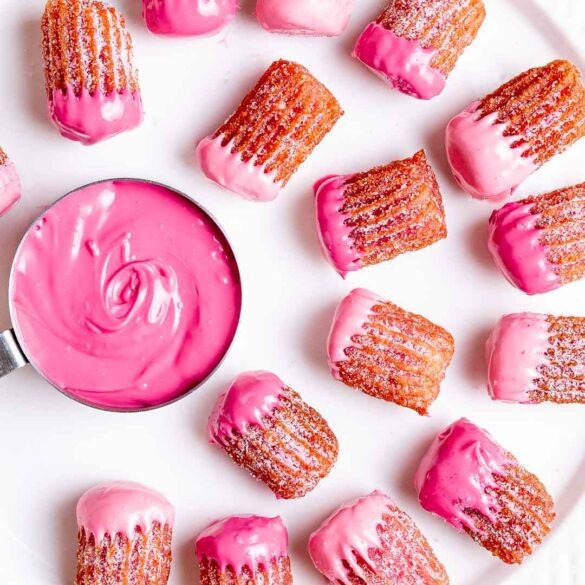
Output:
[199,556,293,585]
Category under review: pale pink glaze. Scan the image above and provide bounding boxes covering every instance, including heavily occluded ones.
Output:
[308,490,393,585]
[208,370,285,444]
[10,180,241,410]
[77,481,175,543]
[414,418,513,533]
[196,134,283,202]
[488,201,560,294]
[256,0,354,36]
[49,87,143,146]
[196,515,288,573]
[353,23,446,100]
[0,160,21,217]
[486,313,550,404]
[446,101,538,201]
[327,288,382,380]
[143,0,239,36]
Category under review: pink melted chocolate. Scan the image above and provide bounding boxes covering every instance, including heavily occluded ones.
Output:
[414,418,513,533]
[353,23,446,100]
[77,481,175,543]
[0,159,21,217]
[196,515,288,574]
[10,180,241,410]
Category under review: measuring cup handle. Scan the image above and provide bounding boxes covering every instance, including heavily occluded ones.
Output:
[0,329,27,378]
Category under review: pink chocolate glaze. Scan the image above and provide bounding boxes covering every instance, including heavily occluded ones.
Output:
[0,160,21,217]
[77,481,175,543]
[414,418,513,533]
[256,0,354,36]
[10,180,241,410]
[196,134,283,202]
[208,370,285,444]
[486,313,550,404]
[445,101,538,201]
[196,515,288,573]
[353,23,446,100]
[49,87,143,146]
[308,490,393,585]
[143,0,239,36]
[488,201,560,295]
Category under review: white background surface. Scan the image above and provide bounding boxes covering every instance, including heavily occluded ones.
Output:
[0,0,584,583]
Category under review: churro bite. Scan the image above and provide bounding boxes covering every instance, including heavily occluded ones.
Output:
[196,515,292,584]
[41,0,143,145]
[256,0,354,36]
[196,60,343,202]
[415,418,554,564]
[315,150,446,277]
[208,370,338,499]
[75,481,174,584]
[309,490,449,584]
[486,313,585,404]
[0,148,21,217]
[353,0,485,100]
[488,182,585,295]
[327,288,454,415]
[446,60,585,201]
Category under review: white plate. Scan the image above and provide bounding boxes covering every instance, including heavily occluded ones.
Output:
[0,0,583,583]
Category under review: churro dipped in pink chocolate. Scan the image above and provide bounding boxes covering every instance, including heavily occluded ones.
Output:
[415,418,554,564]
[0,148,21,217]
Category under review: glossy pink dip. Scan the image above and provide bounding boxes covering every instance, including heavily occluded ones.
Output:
[49,87,143,146]
[256,0,354,36]
[414,418,513,533]
[10,180,241,410]
[308,490,392,585]
[0,159,21,217]
[486,313,550,404]
[446,101,538,201]
[143,0,239,36]
[77,481,174,543]
[196,515,288,573]
[353,23,446,100]
[488,201,560,295]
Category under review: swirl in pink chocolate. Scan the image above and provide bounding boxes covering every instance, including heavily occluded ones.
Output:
[77,481,175,543]
[10,180,241,410]
[414,418,513,533]
[353,23,446,100]
[196,515,288,573]
[0,159,21,217]
[488,201,560,294]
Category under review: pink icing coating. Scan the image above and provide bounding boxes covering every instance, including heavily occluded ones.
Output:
[143,0,239,36]
[10,180,241,410]
[488,201,560,294]
[308,490,393,585]
[486,313,550,404]
[196,134,283,202]
[208,370,285,444]
[0,160,21,217]
[446,101,538,201]
[49,87,143,146]
[414,418,513,533]
[353,23,446,100]
[256,0,354,36]
[77,481,175,543]
[327,288,382,380]
[196,515,288,573]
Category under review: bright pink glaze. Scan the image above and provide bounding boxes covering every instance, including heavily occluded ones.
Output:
[208,370,285,444]
[49,87,143,146]
[77,481,175,543]
[353,23,446,100]
[327,288,382,380]
[414,418,513,533]
[10,180,241,410]
[314,174,361,277]
[196,515,288,573]
[308,490,393,585]
[196,135,283,202]
[488,201,560,294]
[486,313,550,404]
[143,0,239,36]
[0,160,21,217]
[446,101,538,201]
[256,0,354,36]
